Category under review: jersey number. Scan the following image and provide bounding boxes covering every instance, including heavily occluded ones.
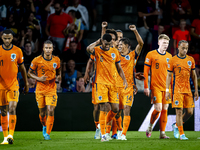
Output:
[178,67,181,73]
[0,60,3,66]
[42,68,45,75]
[155,63,159,69]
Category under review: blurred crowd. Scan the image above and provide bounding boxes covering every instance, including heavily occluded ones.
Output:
[0,0,199,93]
[137,0,200,90]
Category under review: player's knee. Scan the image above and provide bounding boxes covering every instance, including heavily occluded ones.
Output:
[9,107,16,115]
[187,109,193,116]
[94,105,99,111]
[112,107,119,113]
[40,111,46,117]
[1,109,7,116]
[176,109,182,117]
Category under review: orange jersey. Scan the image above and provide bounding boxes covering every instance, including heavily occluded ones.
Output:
[168,55,195,94]
[94,46,120,86]
[0,44,24,90]
[117,50,139,87]
[30,55,60,94]
[144,49,172,91]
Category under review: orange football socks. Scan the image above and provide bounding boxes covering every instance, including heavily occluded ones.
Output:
[9,115,16,136]
[1,115,8,137]
[46,116,54,135]
[99,111,107,135]
[106,110,117,124]
[116,116,122,131]
[122,116,131,136]
[150,109,160,124]
[159,110,167,132]
[178,126,184,135]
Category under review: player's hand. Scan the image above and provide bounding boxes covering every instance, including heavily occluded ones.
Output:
[165,92,171,101]
[23,83,29,95]
[135,72,145,81]
[144,88,150,97]
[133,84,138,95]
[102,21,108,28]
[37,75,48,82]
[123,80,128,90]
[129,25,136,31]
[84,73,90,84]
[56,75,61,81]
[194,91,199,101]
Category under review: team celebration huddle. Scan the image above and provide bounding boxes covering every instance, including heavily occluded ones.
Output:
[0,19,199,144]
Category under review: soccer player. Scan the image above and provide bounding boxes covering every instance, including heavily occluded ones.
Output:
[0,29,29,144]
[144,34,172,139]
[166,40,199,140]
[28,40,61,140]
[84,54,101,139]
[87,33,128,142]
[116,25,143,140]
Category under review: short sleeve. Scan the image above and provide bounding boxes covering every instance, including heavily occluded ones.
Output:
[191,57,196,70]
[30,58,38,71]
[167,59,174,72]
[90,55,95,61]
[191,19,197,28]
[115,51,120,63]
[56,57,61,69]
[144,52,152,67]
[18,49,24,65]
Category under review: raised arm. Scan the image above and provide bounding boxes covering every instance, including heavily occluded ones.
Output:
[101,22,107,38]
[86,39,101,54]
[116,62,128,89]
[19,63,29,94]
[129,25,144,55]
[191,69,199,101]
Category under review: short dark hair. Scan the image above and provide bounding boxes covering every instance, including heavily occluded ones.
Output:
[24,41,31,46]
[102,33,112,42]
[178,40,188,47]
[44,40,53,45]
[76,76,84,81]
[116,29,123,34]
[2,29,13,35]
[106,29,118,41]
[119,37,131,47]
[70,40,78,45]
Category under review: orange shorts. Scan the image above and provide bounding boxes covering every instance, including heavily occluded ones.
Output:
[95,83,119,104]
[151,89,171,104]
[0,90,19,106]
[118,86,134,109]
[172,93,194,108]
[36,92,57,108]
[92,84,98,105]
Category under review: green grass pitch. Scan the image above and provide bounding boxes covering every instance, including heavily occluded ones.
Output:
[0,131,200,150]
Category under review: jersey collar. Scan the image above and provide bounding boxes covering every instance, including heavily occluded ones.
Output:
[177,54,186,59]
[43,55,52,61]
[100,46,110,51]
[2,44,13,51]
[156,49,166,55]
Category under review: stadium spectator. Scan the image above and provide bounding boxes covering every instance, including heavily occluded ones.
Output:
[73,76,86,92]
[25,0,36,14]
[20,27,39,54]
[137,0,162,55]
[0,0,7,26]
[22,12,41,40]
[190,8,200,50]
[62,41,88,71]
[22,41,37,70]
[63,27,77,51]
[62,59,82,92]
[45,0,65,18]
[170,0,192,25]
[65,0,89,31]
[173,19,191,55]
[28,77,36,93]
[0,26,4,45]
[9,0,26,24]
[45,1,73,55]
[152,23,165,50]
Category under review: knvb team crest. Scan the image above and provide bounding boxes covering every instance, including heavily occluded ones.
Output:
[11,53,16,61]
[53,63,57,69]
[125,55,130,60]
[111,53,116,59]
[187,61,192,67]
